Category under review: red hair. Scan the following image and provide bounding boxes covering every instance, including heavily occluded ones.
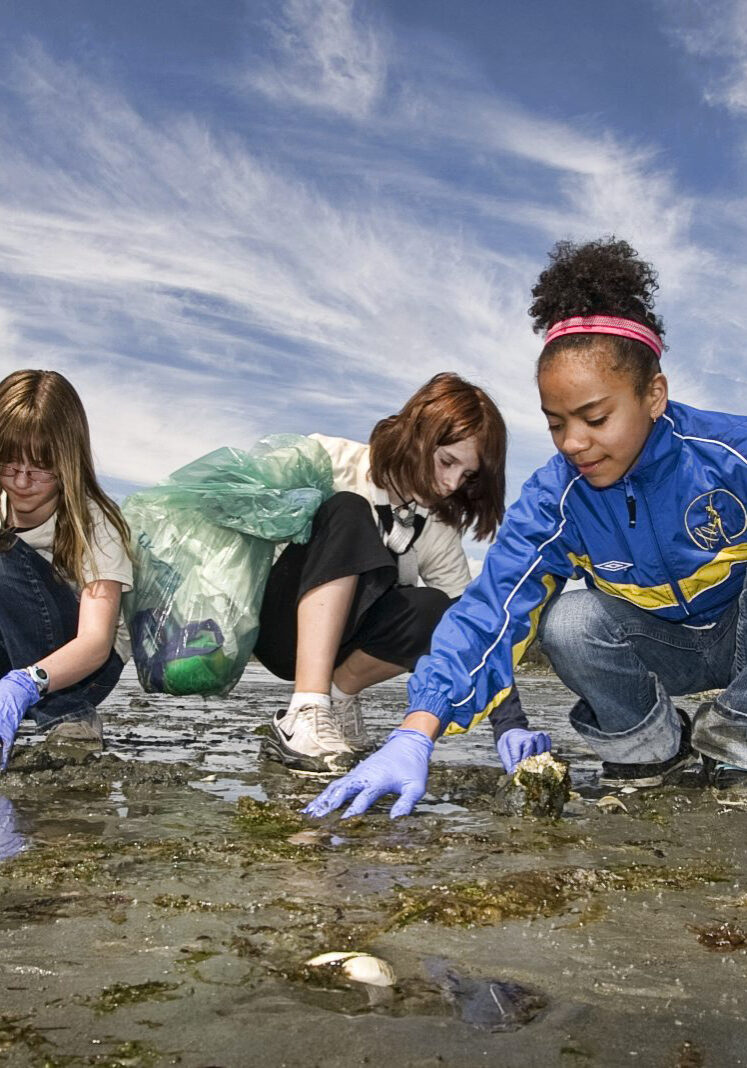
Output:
[369,373,506,541]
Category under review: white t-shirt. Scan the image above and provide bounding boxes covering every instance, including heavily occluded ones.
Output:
[4,497,133,663]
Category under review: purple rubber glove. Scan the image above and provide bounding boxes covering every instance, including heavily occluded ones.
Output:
[303,728,435,821]
[497,727,552,774]
[0,670,41,771]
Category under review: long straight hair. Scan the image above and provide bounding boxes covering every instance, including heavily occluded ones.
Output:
[0,369,131,587]
[369,373,507,541]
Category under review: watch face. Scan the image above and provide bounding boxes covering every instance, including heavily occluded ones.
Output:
[28,665,49,692]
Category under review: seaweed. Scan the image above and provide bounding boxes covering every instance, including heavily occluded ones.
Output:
[86,981,181,1014]
[388,862,730,929]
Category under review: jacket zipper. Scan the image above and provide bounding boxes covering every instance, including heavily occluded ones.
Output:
[623,476,637,528]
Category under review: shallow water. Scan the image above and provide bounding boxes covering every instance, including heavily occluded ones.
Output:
[0,664,744,1067]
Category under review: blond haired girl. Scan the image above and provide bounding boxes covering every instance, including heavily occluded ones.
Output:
[0,369,132,768]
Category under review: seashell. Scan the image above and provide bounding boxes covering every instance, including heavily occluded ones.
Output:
[305,951,359,967]
[305,950,396,986]
[596,795,628,813]
[620,786,638,794]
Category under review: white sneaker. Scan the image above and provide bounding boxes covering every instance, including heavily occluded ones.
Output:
[263,704,355,777]
[332,693,372,753]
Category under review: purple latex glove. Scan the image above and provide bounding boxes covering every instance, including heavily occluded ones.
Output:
[497,727,552,774]
[303,728,435,821]
[0,670,41,771]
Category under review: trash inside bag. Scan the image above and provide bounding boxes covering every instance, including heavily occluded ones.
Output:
[123,435,333,696]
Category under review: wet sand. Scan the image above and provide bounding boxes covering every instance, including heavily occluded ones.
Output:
[0,663,745,1067]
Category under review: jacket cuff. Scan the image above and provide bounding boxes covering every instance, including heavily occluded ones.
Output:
[405,690,455,728]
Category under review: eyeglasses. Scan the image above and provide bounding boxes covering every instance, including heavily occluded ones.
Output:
[0,464,57,484]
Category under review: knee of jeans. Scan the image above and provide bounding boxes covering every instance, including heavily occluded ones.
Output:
[539,590,612,666]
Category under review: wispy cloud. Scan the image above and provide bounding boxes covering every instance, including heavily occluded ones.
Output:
[0,1,742,500]
[244,0,388,119]
[660,0,747,115]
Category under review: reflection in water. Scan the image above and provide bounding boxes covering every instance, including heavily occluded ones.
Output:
[0,795,25,860]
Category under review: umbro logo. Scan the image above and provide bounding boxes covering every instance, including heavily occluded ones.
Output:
[594,560,634,572]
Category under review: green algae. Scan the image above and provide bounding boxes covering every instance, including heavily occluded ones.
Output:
[0,834,240,898]
[153,893,240,912]
[235,797,305,837]
[176,947,218,965]
[4,841,114,888]
[0,1013,47,1056]
[87,981,181,1015]
[388,862,730,929]
[689,919,747,951]
[38,1039,166,1067]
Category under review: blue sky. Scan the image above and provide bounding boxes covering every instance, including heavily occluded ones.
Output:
[1,0,746,561]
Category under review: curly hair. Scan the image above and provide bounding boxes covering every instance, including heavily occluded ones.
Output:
[529,237,666,395]
[369,373,506,541]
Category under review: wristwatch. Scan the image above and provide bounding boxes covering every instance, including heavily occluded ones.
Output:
[24,664,50,696]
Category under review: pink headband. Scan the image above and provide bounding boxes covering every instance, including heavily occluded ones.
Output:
[544,315,663,359]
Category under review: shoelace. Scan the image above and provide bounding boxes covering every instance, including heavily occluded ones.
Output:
[332,693,366,737]
[295,703,348,752]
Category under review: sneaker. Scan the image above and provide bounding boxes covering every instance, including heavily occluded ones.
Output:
[702,756,747,792]
[45,710,104,751]
[599,709,696,788]
[262,704,355,777]
[332,692,372,753]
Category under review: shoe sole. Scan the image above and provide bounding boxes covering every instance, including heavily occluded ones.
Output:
[260,735,354,778]
[599,753,699,789]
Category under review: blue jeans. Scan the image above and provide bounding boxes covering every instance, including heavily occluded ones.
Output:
[538,572,747,769]
[0,535,124,729]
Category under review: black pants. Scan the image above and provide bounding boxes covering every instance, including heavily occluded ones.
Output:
[254,492,451,681]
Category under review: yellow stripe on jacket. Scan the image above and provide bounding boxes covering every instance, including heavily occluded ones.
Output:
[678,542,747,602]
[569,554,679,611]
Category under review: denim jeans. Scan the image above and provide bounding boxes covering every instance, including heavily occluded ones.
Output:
[538,571,747,769]
[0,535,124,729]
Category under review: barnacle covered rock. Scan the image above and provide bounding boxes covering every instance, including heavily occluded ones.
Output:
[494,752,571,818]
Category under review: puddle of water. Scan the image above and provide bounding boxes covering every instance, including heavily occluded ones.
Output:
[190,777,268,803]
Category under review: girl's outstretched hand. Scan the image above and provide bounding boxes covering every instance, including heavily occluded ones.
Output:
[0,670,42,772]
[496,727,552,774]
[303,728,435,821]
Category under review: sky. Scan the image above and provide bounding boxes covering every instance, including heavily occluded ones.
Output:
[0,0,746,562]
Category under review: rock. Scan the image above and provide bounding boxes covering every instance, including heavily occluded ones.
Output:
[494,752,571,818]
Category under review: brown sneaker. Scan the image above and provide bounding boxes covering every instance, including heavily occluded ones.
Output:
[45,711,104,751]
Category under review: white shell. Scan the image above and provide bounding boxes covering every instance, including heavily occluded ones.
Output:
[305,951,396,987]
[306,951,360,967]
[596,795,628,812]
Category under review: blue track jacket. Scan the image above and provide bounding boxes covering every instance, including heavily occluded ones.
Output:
[407,401,747,735]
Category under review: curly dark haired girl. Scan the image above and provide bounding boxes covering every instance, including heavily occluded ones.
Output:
[306,236,747,821]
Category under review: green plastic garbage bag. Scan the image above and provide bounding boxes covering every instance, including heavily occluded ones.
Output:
[123,435,334,696]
